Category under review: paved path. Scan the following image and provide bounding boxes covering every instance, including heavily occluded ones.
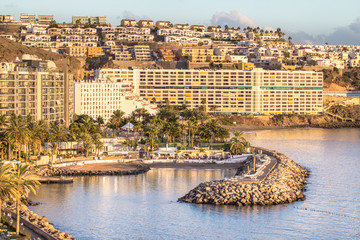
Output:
[230,155,278,183]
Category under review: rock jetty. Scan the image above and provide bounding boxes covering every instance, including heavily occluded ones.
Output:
[178,150,309,206]
[36,165,150,177]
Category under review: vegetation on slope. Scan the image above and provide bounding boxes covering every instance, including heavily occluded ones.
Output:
[323,68,360,90]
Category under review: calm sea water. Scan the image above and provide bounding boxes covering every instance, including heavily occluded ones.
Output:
[29,128,360,240]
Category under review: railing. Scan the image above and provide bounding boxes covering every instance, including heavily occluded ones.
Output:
[324,91,360,96]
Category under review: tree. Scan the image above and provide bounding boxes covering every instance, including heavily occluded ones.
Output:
[131,108,150,123]
[144,117,163,151]
[0,132,14,160]
[12,164,40,235]
[92,133,103,157]
[95,116,104,129]
[209,105,218,114]
[0,164,16,222]
[0,115,6,130]
[200,98,207,113]
[27,120,48,158]
[8,115,28,161]
[187,119,198,147]
[79,133,94,157]
[230,131,250,155]
[152,97,157,104]
[133,121,143,142]
[108,110,125,135]
[179,123,187,149]
[49,121,68,155]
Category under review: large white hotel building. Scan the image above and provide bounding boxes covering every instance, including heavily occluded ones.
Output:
[76,68,323,119]
[137,68,323,115]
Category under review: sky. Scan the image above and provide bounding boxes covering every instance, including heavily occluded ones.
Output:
[2,0,360,45]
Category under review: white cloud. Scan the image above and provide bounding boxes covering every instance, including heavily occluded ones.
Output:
[209,11,360,45]
[122,11,150,21]
[211,11,257,28]
[286,18,360,45]
[349,17,360,33]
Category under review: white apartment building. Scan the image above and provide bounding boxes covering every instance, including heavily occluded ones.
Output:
[133,45,151,61]
[94,69,139,93]
[137,68,323,115]
[164,36,212,45]
[225,55,248,63]
[74,80,128,122]
[75,69,157,121]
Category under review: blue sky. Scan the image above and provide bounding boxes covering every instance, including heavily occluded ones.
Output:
[2,0,360,44]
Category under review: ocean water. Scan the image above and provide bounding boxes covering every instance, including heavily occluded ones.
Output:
[29,128,360,240]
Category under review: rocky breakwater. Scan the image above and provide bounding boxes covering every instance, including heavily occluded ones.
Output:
[5,200,75,240]
[36,164,150,177]
[178,151,309,206]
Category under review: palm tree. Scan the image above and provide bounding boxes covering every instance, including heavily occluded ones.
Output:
[49,121,68,155]
[131,108,150,123]
[0,164,16,222]
[187,119,198,147]
[8,115,28,161]
[230,131,250,155]
[144,117,163,151]
[200,98,207,113]
[27,120,48,160]
[109,110,125,135]
[0,132,14,160]
[209,105,218,115]
[133,121,142,142]
[92,133,103,157]
[0,114,6,130]
[12,164,40,235]
[168,122,179,144]
[69,121,81,141]
[78,132,94,157]
[95,116,104,129]
[179,123,187,149]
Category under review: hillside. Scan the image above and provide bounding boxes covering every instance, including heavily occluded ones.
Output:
[0,37,83,79]
[323,68,360,91]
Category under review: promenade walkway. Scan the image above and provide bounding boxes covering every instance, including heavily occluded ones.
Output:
[229,154,278,183]
[2,207,54,240]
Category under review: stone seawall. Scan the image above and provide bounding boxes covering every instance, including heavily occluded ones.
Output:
[4,201,75,240]
[311,121,360,128]
[178,149,309,206]
[36,165,150,177]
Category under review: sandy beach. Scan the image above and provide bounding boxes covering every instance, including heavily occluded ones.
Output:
[61,161,146,171]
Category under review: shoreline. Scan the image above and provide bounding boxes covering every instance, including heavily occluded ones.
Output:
[227,121,360,132]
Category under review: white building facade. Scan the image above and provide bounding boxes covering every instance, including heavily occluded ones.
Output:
[74,80,127,123]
